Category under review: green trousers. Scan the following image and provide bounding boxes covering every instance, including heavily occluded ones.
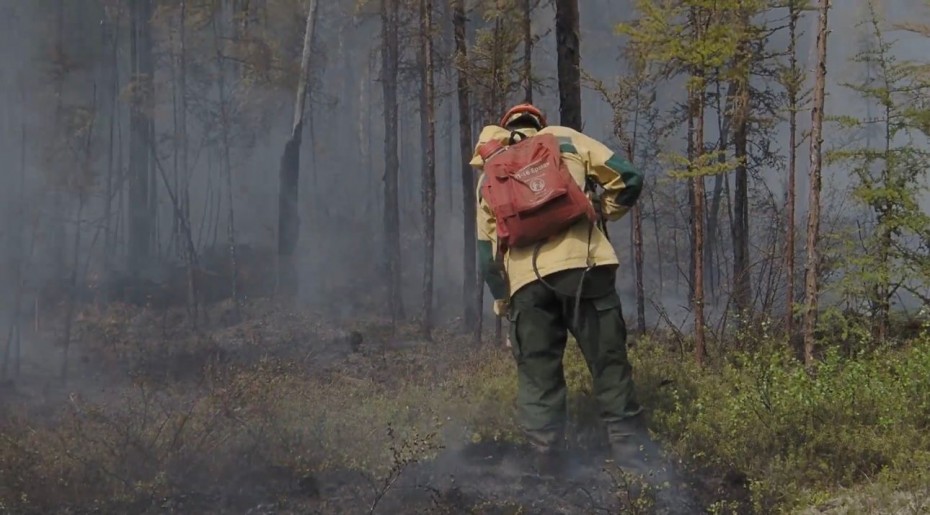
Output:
[506,265,642,451]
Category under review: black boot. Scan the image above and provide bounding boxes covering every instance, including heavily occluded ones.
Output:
[531,447,562,479]
[606,418,651,475]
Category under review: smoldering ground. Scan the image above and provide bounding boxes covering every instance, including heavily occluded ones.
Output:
[0,298,703,514]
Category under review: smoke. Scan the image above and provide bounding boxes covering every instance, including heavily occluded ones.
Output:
[0,0,928,351]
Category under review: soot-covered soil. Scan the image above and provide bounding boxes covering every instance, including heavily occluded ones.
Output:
[0,300,704,514]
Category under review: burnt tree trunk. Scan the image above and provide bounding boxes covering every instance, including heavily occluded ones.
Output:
[419,0,436,337]
[62,80,98,382]
[178,2,197,318]
[277,0,318,299]
[453,0,479,339]
[802,0,830,365]
[382,0,404,324]
[103,10,119,283]
[212,14,241,319]
[2,123,27,380]
[555,0,581,130]
[128,0,155,277]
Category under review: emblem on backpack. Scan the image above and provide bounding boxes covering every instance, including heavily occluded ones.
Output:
[529,178,546,193]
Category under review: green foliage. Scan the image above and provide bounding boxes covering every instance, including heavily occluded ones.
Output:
[633,332,930,512]
[615,1,768,187]
[824,2,930,335]
[458,0,527,121]
[616,0,765,88]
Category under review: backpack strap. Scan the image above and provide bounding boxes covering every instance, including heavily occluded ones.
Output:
[526,140,608,328]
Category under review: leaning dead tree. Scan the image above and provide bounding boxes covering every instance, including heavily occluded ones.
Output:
[277,0,319,299]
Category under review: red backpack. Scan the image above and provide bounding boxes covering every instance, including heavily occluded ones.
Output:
[478,131,596,252]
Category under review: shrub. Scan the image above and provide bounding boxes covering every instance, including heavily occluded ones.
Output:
[634,334,930,512]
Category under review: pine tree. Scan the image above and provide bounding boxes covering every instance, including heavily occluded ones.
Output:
[802,0,830,364]
[826,0,930,342]
[776,0,807,341]
[618,1,743,364]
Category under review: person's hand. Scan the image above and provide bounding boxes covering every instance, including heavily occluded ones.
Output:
[493,299,509,317]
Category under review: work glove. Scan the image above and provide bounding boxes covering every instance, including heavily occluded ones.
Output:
[493,299,509,317]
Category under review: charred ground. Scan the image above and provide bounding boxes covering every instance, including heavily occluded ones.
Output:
[0,280,705,515]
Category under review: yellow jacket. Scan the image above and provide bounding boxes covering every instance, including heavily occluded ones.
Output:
[472,124,643,303]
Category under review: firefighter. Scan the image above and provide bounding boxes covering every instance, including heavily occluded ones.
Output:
[472,103,648,476]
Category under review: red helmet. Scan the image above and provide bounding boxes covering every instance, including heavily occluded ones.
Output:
[500,103,547,129]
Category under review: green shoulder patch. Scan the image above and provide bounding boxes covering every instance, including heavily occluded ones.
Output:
[557,136,578,155]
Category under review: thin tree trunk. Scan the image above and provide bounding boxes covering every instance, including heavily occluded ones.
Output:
[15,122,27,376]
[277,0,318,299]
[555,0,581,130]
[785,1,799,340]
[489,17,502,124]
[359,58,371,217]
[150,132,201,325]
[686,107,695,300]
[732,13,752,323]
[523,0,533,102]
[625,101,646,334]
[382,0,404,324]
[52,0,67,276]
[708,78,735,303]
[103,11,119,284]
[631,209,646,334]
[448,103,455,209]
[874,99,893,342]
[802,0,831,365]
[62,80,98,381]
[179,1,197,319]
[212,15,241,319]
[419,0,436,337]
[170,17,181,259]
[690,9,707,366]
[453,0,479,339]
[61,199,84,383]
[128,0,154,278]
[149,114,158,257]
[3,123,28,380]
[649,179,663,296]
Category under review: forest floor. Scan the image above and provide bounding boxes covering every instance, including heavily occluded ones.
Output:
[3,298,928,514]
[0,298,706,514]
